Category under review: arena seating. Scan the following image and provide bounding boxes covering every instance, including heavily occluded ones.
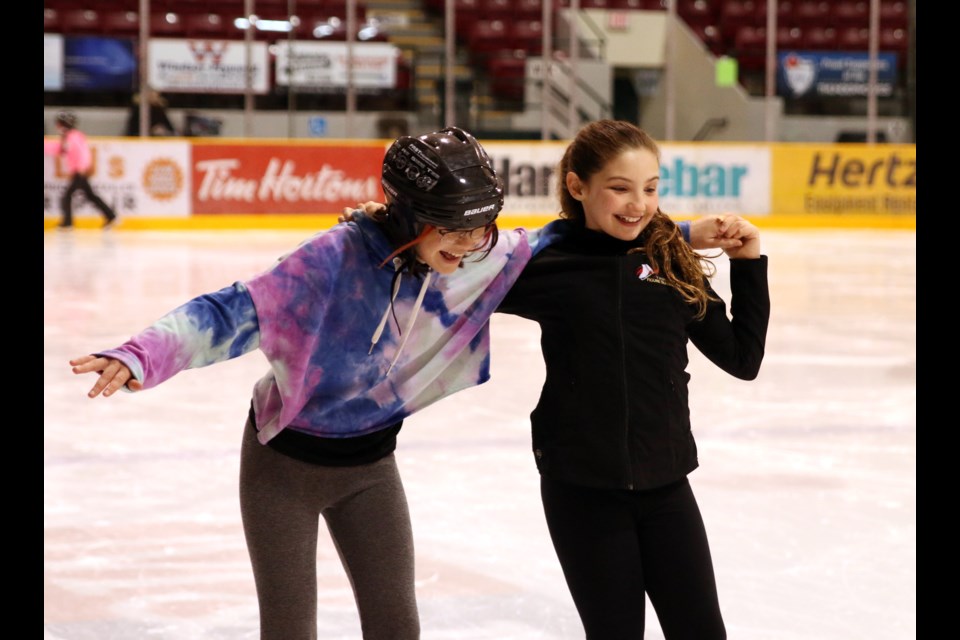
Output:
[46,0,909,109]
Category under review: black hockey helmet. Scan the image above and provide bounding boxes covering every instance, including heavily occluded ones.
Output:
[381,127,503,230]
[56,111,78,129]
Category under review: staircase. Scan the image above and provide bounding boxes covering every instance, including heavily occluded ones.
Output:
[364,0,478,129]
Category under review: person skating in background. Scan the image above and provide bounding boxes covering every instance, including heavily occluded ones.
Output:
[44,111,118,230]
[497,119,770,639]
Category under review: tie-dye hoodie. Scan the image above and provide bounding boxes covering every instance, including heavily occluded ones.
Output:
[96,214,563,444]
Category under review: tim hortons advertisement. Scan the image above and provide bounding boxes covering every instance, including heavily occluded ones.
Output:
[191,142,385,214]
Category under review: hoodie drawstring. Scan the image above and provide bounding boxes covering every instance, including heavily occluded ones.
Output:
[368,266,434,377]
[369,270,403,355]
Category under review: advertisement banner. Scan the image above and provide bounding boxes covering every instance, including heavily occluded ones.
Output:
[191,142,385,214]
[273,41,399,90]
[484,142,567,215]
[148,39,269,94]
[659,144,771,216]
[772,144,916,216]
[484,142,772,218]
[44,34,64,91]
[62,36,138,92]
[44,139,192,219]
[778,51,898,98]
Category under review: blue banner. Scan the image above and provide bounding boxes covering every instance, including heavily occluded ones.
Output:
[63,36,137,92]
[778,51,898,98]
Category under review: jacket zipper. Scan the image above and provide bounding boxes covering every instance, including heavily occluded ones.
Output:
[617,257,633,490]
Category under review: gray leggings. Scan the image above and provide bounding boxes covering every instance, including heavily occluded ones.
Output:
[239,418,420,639]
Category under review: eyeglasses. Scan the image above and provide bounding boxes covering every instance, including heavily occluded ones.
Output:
[436,224,494,248]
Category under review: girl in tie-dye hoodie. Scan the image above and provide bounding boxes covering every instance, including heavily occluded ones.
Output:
[70,127,556,639]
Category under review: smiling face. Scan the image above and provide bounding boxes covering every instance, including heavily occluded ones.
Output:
[414,225,493,275]
[565,146,660,242]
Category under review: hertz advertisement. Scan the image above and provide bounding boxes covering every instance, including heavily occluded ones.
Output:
[771,144,916,219]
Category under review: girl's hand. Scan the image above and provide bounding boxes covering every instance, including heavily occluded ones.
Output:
[721,218,761,259]
[69,354,142,398]
[339,201,387,223]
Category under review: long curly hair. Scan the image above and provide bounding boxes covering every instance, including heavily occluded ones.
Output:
[557,120,717,318]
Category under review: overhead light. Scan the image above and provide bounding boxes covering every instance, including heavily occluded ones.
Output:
[233,16,294,32]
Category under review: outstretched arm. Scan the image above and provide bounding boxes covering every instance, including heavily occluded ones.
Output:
[69,282,261,399]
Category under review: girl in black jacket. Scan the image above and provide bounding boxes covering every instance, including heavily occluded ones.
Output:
[498,120,770,639]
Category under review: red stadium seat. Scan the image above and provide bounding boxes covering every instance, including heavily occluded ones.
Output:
[689,23,725,56]
[719,0,761,42]
[802,25,837,50]
[831,1,869,28]
[101,10,140,37]
[776,25,803,50]
[732,24,767,70]
[453,0,482,37]
[516,0,544,20]
[323,0,368,21]
[467,19,508,64]
[879,0,908,28]
[791,0,831,27]
[837,26,869,51]
[184,12,229,38]
[44,8,62,33]
[480,0,512,21]
[879,26,908,56]
[677,0,717,28]
[487,50,528,104]
[150,11,186,37]
[511,19,544,55]
[60,9,102,35]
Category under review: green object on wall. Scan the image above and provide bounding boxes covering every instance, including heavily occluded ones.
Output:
[715,56,738,87]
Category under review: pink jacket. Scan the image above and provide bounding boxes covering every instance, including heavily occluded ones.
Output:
[43,128,92,175]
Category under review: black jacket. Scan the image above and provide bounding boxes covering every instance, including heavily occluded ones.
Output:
[497,222,770,491]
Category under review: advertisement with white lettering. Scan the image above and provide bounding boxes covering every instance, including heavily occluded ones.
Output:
[778,52,898,98]
[44,140,191,220]
[191,143,384,214]
[148,39,269,94]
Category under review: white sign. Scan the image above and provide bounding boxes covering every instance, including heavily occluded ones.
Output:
[44,139,192,219]
[659,145,771,216]
[483,142,773,218]
[273,41,398,89]
[44,34,64,91]
[147,39,269,94]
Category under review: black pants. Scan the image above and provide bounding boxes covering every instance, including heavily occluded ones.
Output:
[540,476,725,640]
[60,172,116,226]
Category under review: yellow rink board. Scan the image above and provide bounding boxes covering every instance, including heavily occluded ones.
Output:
[43,212,916,232]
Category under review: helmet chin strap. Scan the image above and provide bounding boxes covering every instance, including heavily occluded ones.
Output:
[379,224,433,269]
